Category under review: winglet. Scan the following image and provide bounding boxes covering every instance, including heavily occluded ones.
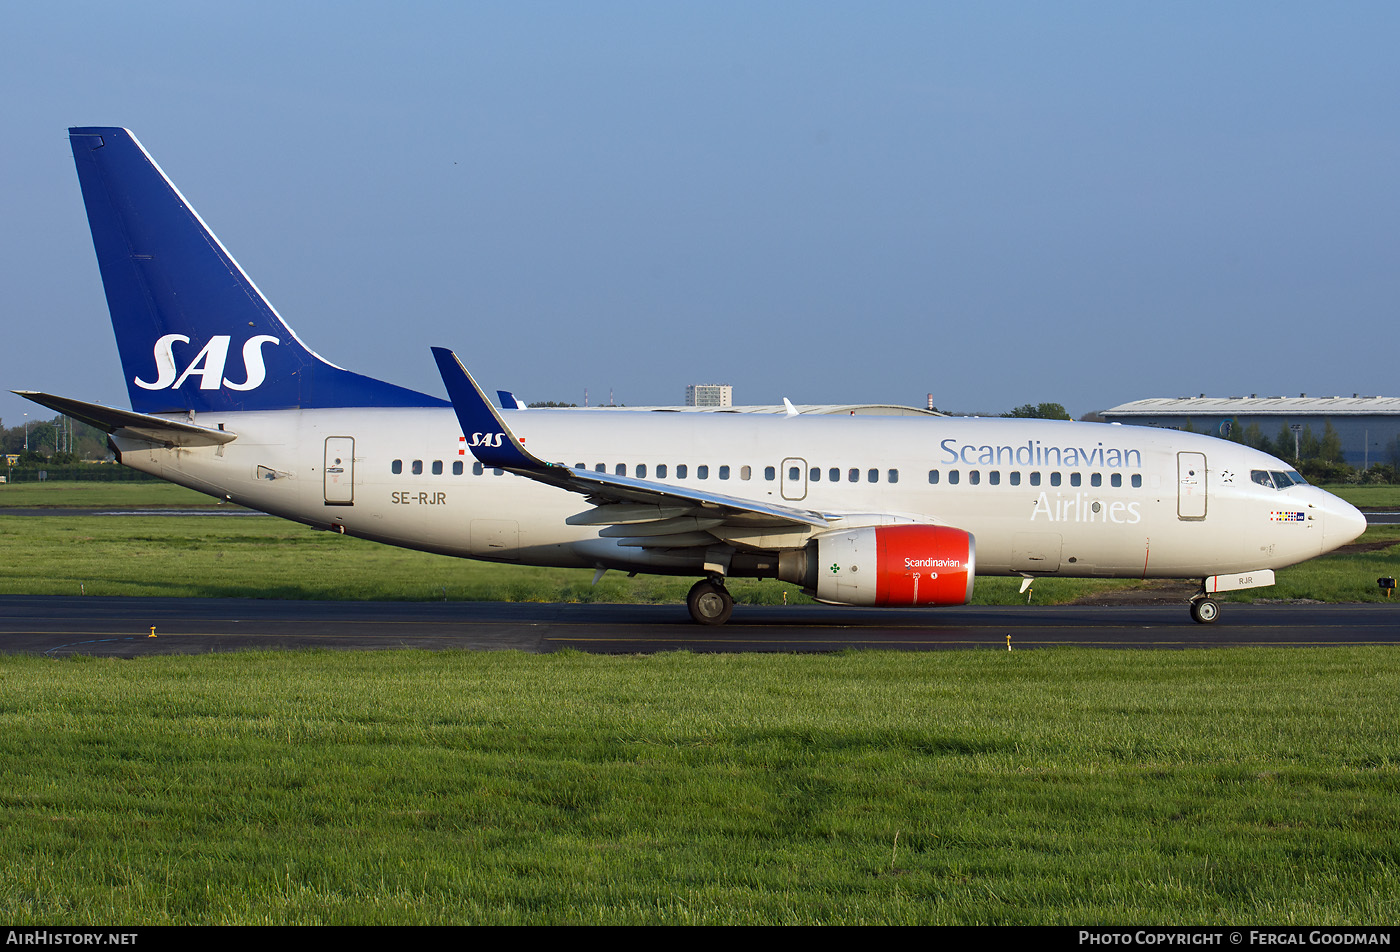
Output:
[496,390,527,410]
[431,348,544,470]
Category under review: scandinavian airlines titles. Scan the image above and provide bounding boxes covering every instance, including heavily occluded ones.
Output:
[1032,492,1142,524]
[939,438,1143,470]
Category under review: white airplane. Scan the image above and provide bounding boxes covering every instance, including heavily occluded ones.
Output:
[17,127,1367,626]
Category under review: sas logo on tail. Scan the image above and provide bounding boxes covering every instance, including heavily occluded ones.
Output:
[467,432,506,448]
[135,334,280,391]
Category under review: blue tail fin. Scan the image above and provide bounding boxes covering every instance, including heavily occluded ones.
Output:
[68,127,447,414]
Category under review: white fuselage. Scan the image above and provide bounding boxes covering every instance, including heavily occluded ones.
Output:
[113,408,1364,582]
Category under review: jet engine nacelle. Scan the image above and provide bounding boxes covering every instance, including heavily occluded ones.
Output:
[808,525,976,607]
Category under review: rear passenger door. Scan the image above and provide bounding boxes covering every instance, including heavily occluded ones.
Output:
[324,436,355,505]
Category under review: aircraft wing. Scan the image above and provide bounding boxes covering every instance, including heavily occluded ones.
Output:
[431,348,833,550]
[13,391,237,447]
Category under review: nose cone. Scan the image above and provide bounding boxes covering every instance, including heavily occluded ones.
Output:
[1321,493,1367,553]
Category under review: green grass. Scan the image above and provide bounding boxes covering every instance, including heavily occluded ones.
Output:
[0,513,799,603]
[2,483,1396,923]
[0,480,222,508]
[1232,526,1400,604]
[0,647,1396,924]
[1322,485,1400,509]
[2,511,1396,604]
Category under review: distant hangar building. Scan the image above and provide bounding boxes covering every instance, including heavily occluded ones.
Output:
[1099,396,1400,468]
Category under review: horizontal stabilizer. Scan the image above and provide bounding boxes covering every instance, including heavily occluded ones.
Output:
[13,391,236,447]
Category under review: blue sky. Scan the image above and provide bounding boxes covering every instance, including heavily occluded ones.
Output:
[3,2,1397,427]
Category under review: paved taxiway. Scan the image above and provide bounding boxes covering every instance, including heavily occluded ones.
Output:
[1,596,1396,656]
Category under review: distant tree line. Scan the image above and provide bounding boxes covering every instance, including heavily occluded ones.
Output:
[0,413,157,481]
[0,413,109,462]
[1179,417,1400,485]
[1003,402,1400,485]
[1001,403,1072,421]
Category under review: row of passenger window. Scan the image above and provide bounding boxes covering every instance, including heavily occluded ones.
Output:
[600,464,903,484]
[389,460,765,479]
[929,469,1142,488]
[387,459,903,483]
[391,459,491,476]
[389,458,1144,490]
[804,467,900,484]
[586,462,755,481]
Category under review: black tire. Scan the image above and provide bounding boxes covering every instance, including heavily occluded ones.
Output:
[1190,598,1219,624]
[687,579,734,626]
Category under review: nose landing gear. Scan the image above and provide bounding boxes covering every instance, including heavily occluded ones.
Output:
[1189,595,1219,624]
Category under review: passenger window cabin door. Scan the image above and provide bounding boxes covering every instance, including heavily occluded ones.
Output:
[324,436,355,506]
[781,457,808,501]
[1177,451,1206,520]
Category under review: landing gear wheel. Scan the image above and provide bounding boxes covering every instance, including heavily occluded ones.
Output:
[687,579,734,626]
[1189,598,1219,625]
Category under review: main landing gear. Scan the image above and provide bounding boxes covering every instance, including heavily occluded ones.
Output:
[1188,594,1219,625]
[687,578,733,626]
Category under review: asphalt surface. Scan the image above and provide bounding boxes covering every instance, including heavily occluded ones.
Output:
[1,596,1396,656]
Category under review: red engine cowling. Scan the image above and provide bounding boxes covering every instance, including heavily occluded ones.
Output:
[812,525,975,607]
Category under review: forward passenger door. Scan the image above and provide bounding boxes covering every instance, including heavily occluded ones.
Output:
[1177,451,1206,520]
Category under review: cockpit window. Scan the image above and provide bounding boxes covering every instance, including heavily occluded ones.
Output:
[1253,469,1307,490]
